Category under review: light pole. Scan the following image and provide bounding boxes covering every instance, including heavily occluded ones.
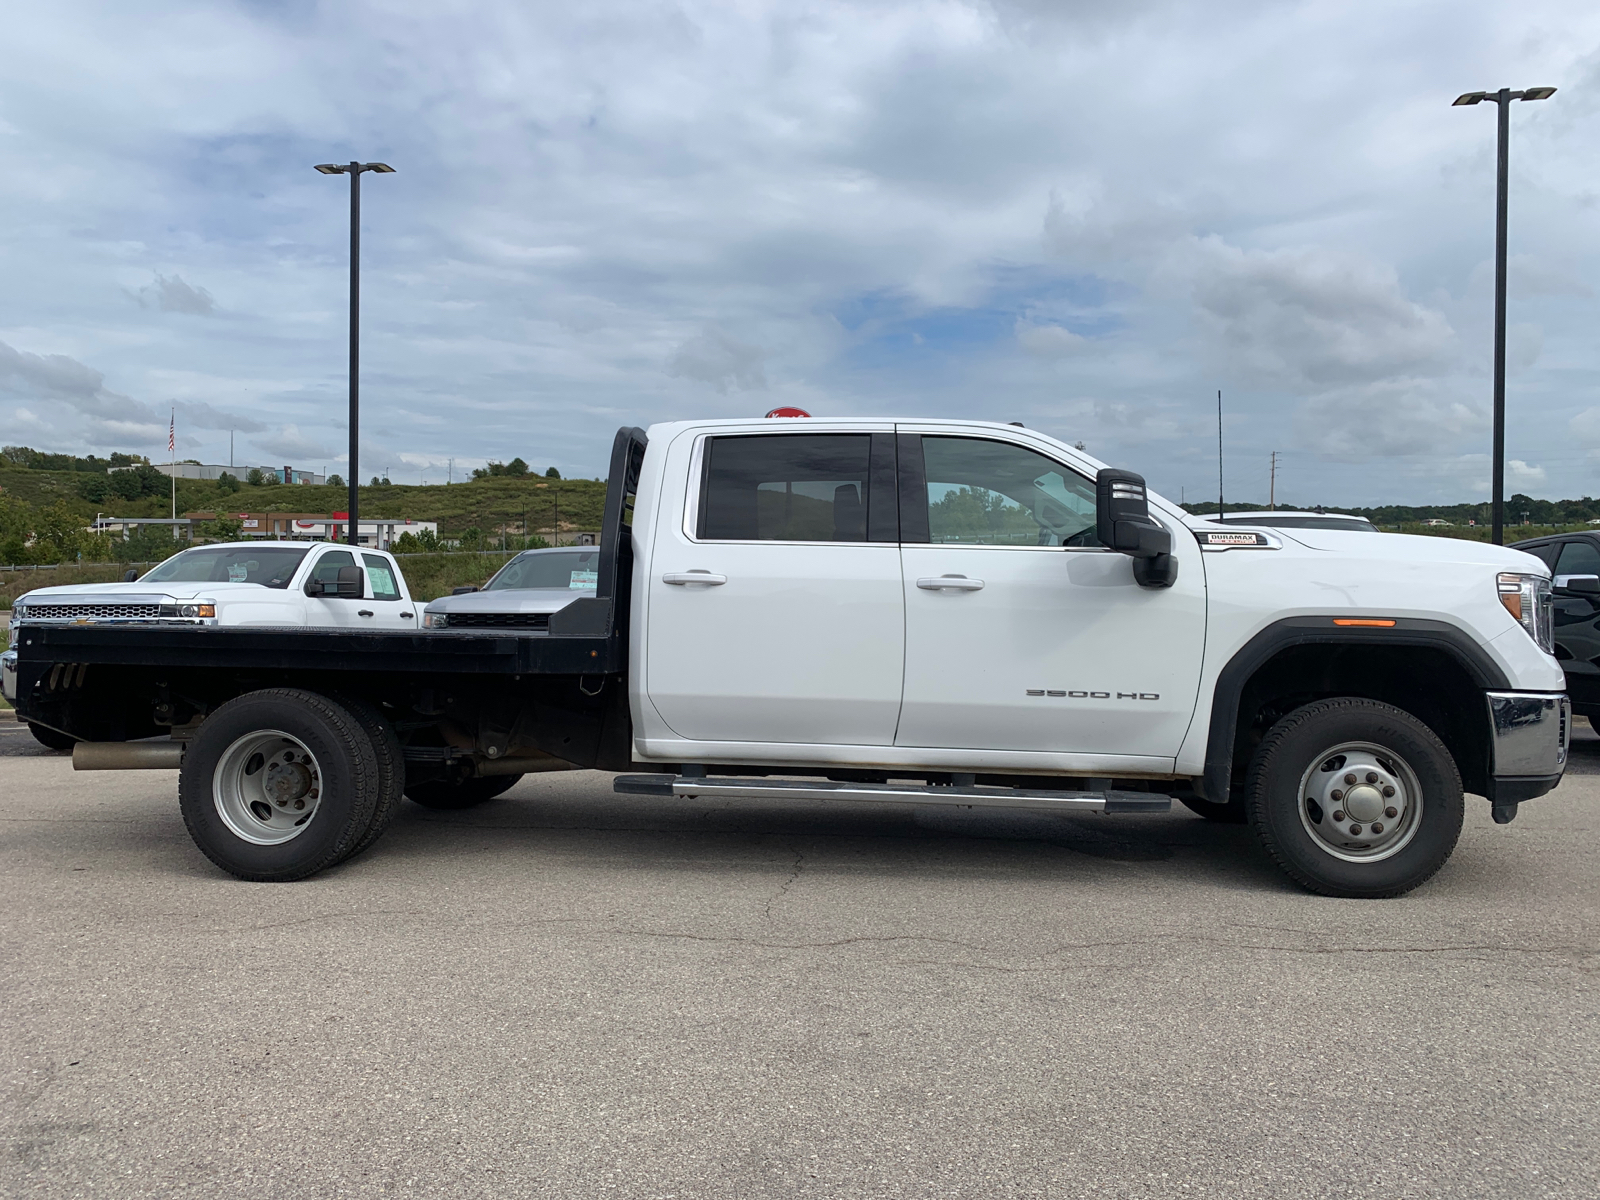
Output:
[314,160,395,544]
[1452,87,1555,545]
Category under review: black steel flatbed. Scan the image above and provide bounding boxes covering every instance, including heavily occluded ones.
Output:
[18,624,614,676]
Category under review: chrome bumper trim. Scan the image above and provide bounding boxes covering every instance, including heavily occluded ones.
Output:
[1487,691,1569,778]
[1,649,16,703]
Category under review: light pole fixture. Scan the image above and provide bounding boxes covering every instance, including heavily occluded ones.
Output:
[314,161,395,544]
[1452,87,1555,545]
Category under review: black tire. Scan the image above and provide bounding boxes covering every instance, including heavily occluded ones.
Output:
[1245,697,1464,899]
[179,689,381,882]
[1179,795,1247,824]
[28,723,77,751]
[404,773,521,810]
[332,696,405,860]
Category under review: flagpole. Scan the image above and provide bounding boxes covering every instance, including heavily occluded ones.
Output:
[169,408,177,529]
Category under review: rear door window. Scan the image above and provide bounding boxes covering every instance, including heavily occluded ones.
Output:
[361,554,401,600]
[698,434,873,542]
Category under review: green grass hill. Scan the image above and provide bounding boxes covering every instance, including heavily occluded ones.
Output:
[0,468,607,539]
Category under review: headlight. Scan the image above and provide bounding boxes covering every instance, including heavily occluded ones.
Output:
[158,602,217,619]
[1498,572,1553,653]
[423,612,451,629]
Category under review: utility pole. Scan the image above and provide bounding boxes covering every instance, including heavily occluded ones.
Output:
[314,160,395,544]
[1453,85,1556,544]
[1269,451,1278,510]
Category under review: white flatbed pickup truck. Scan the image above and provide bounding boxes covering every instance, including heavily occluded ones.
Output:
[5,420,1570,898]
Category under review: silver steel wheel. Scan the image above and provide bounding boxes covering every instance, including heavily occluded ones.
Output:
[213,730,325,846]
[1297,740,1423,863]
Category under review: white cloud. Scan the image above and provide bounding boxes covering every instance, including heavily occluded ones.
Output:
[668,326,768,393]
[1185,237,1455,389]
[1508,459,1547,487]
[1294,380,1485,462]
[131,274,215,316]
[252,424,331,461]
[1016,320,1087,356]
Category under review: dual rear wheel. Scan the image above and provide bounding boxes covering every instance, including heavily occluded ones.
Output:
[179,689,520,882]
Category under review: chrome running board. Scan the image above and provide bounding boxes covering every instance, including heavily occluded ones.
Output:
[612,774,1171,814]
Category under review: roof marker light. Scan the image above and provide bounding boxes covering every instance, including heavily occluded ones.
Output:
[765,407,811,418]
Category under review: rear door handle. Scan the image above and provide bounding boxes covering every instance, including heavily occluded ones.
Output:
[358,609,374,617]
[663,572,727,586]
[916,575,984,592]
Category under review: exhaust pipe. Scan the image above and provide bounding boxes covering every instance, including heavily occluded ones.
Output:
[476,753,577,777]
[73,742,184,771]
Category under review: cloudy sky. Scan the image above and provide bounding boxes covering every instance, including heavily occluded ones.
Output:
[2,0,1598,507]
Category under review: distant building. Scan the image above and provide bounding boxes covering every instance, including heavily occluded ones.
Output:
[183,511,437,549]
[113,462,326,485]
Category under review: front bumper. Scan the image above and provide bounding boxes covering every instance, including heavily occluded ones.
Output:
[1485,691,1569,807]
[1,649,16,703]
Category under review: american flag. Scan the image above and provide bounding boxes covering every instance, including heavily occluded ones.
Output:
[168,410,175,456]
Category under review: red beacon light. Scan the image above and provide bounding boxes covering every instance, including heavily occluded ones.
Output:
[764,406,811,418]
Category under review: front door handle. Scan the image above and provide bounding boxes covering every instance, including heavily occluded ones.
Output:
[358,609,374,617]
[400,612,414,619]
[917,575,984,592]
[663,571,728,586]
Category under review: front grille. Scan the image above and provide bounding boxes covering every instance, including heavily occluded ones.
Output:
[24,603,161,620]
[444,611,551,630]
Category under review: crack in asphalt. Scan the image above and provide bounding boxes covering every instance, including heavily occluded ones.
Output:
[763,846,806,922]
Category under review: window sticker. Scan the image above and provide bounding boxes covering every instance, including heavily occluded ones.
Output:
[367,567,397,598]
[228,564,250,582]
[569,569,598,589]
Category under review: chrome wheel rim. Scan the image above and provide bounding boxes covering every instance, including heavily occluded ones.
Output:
[1296,740,1422,863]
[213,730,324,846]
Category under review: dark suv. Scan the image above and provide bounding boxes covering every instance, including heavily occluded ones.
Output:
[1511,532,1600,717]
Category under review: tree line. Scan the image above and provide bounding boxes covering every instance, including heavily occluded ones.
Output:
[1179,495,1600,526]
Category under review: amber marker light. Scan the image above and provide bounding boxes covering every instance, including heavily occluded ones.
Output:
[1333,618,1397,627]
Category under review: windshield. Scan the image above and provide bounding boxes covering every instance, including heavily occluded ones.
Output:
[484,550,600,591]
[140,546,310,589]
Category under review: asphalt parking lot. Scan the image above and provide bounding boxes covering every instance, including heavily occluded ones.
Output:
[2,712,1597,1199]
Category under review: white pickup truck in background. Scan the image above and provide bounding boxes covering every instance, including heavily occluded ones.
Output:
[5,542,416,747]
[7,418,1572,898]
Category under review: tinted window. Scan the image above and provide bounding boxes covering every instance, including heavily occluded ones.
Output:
[361,554,401,600]
[1554,541,1600,577]
[485,550,601,591]
[700,434,871,542]
[311,550,355,586]
[1519,542,1559,569]
[141,545,308,589]
[921,437,1100,547]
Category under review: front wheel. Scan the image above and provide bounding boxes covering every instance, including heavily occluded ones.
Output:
[1245,697,1464,899]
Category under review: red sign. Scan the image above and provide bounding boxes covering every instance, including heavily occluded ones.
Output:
[765,407,811,418]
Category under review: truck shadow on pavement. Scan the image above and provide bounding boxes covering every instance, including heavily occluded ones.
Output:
[373,777,1293,894]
